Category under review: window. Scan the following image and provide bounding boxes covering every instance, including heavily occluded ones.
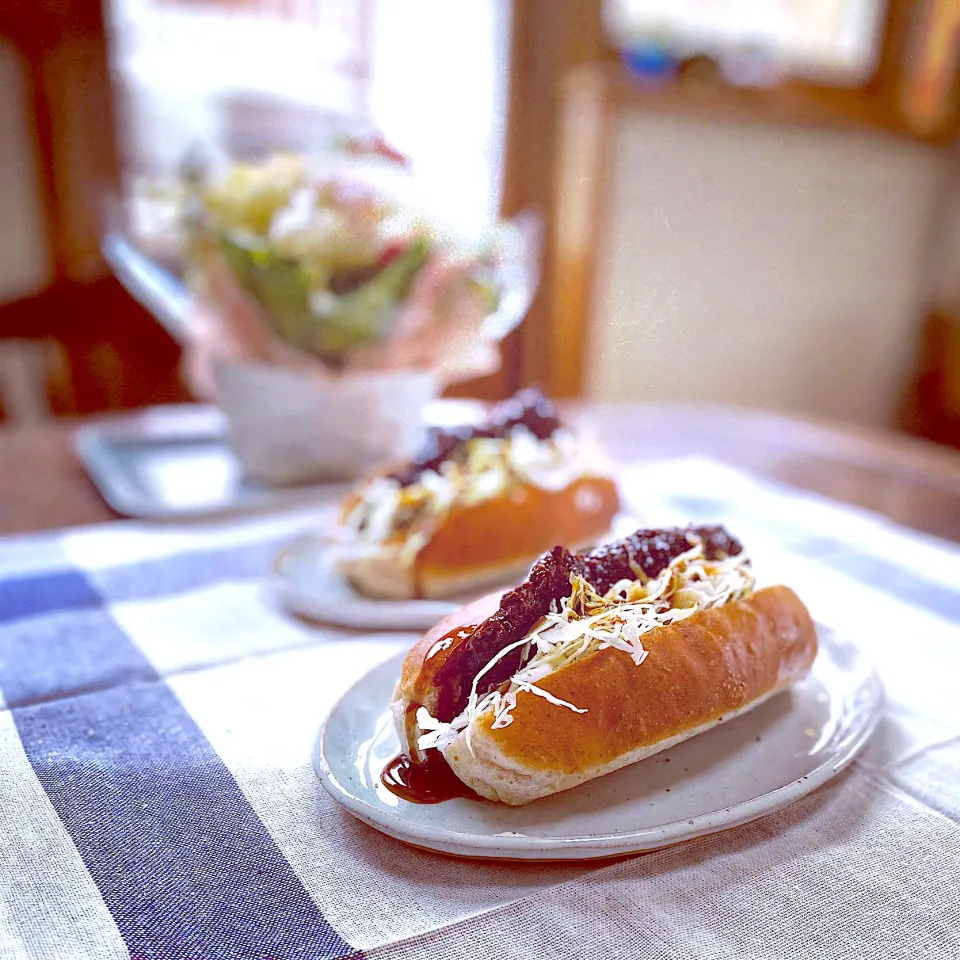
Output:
[604,0,887,86]
[108,0,508,239]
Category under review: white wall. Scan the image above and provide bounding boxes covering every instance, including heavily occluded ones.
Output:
[0,42,51,304]
[585,112,946,427]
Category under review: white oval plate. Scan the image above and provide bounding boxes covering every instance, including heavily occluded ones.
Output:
[272,534,461,631]
[314,624,882,860]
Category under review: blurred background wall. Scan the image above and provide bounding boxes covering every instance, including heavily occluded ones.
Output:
[585,114,944,426]
[2,0,960,449]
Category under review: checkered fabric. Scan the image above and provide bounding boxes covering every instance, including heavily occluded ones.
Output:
[0,458,957,960]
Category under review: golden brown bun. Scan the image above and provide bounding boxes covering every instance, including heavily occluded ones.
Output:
[442,586,817,804]
[342,475,620,600]
[414,476,619,580]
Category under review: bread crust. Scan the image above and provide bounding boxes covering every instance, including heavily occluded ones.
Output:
[341,475,619,601]
[415,476,619,580]
[442,585,817,804]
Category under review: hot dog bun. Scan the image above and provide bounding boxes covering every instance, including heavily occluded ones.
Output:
[341,474,620,601]
[442,585,817,804]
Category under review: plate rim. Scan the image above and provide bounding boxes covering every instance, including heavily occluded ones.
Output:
[272,533,460,629]
[313,627,884,860]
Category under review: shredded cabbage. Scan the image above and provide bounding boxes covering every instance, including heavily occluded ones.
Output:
[416,542,755,755]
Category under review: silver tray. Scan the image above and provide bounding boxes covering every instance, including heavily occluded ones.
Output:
[73,400,488,521]
[73,405,345,520]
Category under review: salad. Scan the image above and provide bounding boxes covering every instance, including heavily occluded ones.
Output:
[186,150,501,367]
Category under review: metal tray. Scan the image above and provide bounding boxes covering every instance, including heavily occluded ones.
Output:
[73,400,489,521]
[73,405,344,520]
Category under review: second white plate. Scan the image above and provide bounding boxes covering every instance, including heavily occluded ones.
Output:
[314,624,882,860]
[272,534,462,631]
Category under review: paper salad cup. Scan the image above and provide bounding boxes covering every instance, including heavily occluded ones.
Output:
[213,360,438,486]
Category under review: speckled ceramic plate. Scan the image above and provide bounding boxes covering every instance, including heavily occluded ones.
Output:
[272,534,462,631]
[314,624,882,860]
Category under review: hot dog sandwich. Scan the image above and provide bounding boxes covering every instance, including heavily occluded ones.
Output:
[335,389,620,600]
[389,525,817,805]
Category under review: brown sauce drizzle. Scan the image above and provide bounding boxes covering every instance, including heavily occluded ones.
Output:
[381,753,480,804]
[425,623,479,663]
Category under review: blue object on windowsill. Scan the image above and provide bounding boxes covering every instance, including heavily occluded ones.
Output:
[622,42,678,84]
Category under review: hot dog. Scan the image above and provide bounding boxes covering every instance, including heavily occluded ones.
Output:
[334,390,620,600]
[388,525,817,805]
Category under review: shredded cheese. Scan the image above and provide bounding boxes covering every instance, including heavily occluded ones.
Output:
[416,542,755,755]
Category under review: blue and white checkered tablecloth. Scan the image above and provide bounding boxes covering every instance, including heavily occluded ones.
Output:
[0,457,958,960]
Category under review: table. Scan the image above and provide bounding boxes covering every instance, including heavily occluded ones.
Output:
[0,419,120,535]
[2,402,960,539]
[1,412,958,960]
